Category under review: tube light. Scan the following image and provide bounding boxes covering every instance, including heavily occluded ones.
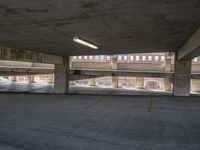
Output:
[73,37,98,49]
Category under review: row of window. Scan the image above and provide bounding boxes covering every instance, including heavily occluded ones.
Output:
[73,55,111,60]
[118,55,165,61]
[73,55,166,62]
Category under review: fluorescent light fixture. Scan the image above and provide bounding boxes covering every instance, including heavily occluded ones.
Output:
[73,37,98,49]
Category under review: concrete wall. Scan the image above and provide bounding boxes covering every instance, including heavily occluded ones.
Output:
[72,62,112,70]
[72,62,165,71]
[0,46,63,64]
[192,64,200,73]
[118,63,165,71]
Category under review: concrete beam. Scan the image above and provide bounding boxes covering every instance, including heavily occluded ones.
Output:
[178,28,200,60]
[0,60,54,69]
[69,72,200,82]
[0,68,53,76]
[70,70,200,81]
[69,74,103,81]
[0,46,63,64]
[71,69,173,79]
[191,73,200,79]
[2,68,200,80]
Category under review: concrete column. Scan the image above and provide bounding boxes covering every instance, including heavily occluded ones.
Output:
[47,74,54,84]
[112,76,119,88]
[164,55,172,91]
[136,77,144,89]
[165,56,171,72]
[111,55,119,88]
[69,56,73,70]
[111,55,118,70]
[191,79,200,92]
[88,78,96,86]
[173,57,191,96]
[11,76,17,82]
[28,75,34,83]
[54,57,70,94]
[71,81,75,85]
[164,78,171,91]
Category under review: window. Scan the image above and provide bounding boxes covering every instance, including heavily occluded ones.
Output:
[148,56,152,61]
[124,55,128,60]
[107,56,111,60]
[78,56,82,59]
[100,55,104,60]
[155,56,159,61]
[194,57,198,62]
[130,56,134,61]
[142,56,146,61]
[89,56,93,60]
[161,56,165,61]
[136,55,140,61]
[95,56,100,60]
[73,56,77,59]
[84,56,88,60]
[118,55,122,61]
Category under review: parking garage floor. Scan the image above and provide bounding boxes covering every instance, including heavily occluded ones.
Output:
[0,93,200,150]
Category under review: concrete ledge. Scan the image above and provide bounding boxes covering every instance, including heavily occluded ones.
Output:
[0,46,63,64]
[71,69,174,78]
[0,68,53,76]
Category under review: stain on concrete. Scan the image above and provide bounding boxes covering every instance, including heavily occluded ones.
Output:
[54,22,72,27]
[0,140,32,150]
[24,9,50,13]
[80,0,98,9]
[0,5,17,15]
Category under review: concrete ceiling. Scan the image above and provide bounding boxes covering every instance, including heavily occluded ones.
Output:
[0,0,200,56]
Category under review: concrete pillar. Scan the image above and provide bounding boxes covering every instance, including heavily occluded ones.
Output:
[164,55,172,91]
[88,78,96,86]
[136,77,144,89]
[111,55,119,88]
[71,81,75,85]
[112,76,119,88]
[11,76,17,82]
[69,56,73,70]
[111,55,118,70]
[165,56,171,72]
[173,57,191,96]
[28,75,34,83]
[54,57,70,94]
[191,79,200,92]
[164,78,171,91]
[47,74,54,84]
